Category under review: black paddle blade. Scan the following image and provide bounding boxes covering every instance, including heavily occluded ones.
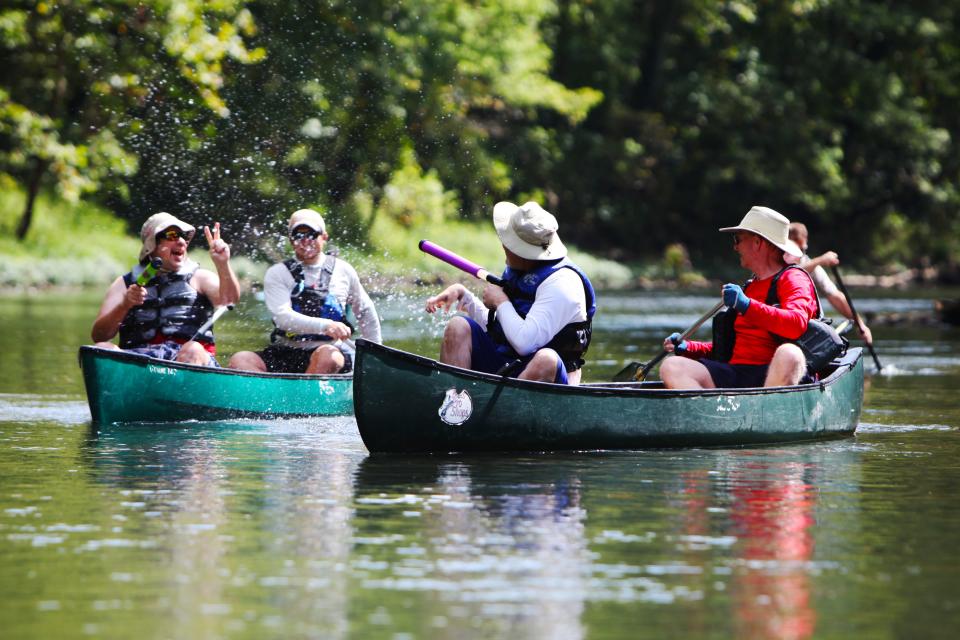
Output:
[612,361,644,382]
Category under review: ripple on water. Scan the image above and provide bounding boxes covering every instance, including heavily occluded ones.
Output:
[856,422,955,433]
[0,394,90,425]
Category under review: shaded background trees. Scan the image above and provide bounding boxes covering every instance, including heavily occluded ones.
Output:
[3,0,959,273]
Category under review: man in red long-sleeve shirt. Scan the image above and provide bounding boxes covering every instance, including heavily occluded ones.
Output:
[660,206,818,389]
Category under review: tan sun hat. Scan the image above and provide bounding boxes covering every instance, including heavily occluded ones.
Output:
[139,212,196,263]
[719,206,803,258]
[288,208,326,235]
[492,201,567,261]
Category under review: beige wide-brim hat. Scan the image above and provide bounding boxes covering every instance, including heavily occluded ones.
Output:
[288,208,326,235]
[139,212,196,262]
[719,206,803,258]
[493,201,567,261]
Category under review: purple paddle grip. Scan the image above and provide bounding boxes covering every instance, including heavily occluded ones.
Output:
[419,240,503,286]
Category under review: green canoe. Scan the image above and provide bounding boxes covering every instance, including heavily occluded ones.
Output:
[353,339,864,454]
[79,345,353,424]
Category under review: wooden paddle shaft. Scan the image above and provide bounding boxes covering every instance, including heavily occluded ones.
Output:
[637,300,726,380]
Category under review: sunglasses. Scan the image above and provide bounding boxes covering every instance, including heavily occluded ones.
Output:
[732,232,753,246]
[156,228,190,242]
[290,228,321,241]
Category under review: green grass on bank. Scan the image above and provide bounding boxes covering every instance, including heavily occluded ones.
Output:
[1,184,635,291]
[1,181,142,288]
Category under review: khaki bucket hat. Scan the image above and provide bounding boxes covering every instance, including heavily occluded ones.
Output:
[719,206,803,258]
[492,201,567,261]
[139,212,196,262]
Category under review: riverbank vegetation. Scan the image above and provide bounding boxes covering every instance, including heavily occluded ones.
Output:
[3,1,960,280]
[0,184,635,291]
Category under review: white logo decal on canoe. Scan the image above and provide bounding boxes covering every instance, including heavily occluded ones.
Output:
[438,389,473,425]
[147,365,177,376]
[317,380,335,396]
[716,396,741,412]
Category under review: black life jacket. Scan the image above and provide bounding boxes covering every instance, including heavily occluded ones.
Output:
[271,255,352,343]
[486,258,597,371]
[118,262,214,347]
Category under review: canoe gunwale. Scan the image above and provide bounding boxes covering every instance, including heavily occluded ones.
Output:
[78,345,353,382]
[353,338,862,399]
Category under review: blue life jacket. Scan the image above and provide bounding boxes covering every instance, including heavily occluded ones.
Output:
[119,262,214,347]
[487,258,596,371]
[271,255,352,343]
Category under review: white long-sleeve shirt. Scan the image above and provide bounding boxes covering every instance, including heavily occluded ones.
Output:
[458,268,587,356]
[263,257,381,348]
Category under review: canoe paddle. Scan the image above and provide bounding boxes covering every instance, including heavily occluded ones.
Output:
[187,304,234,343]
[613,300,726,382]
[419,240,504,286]
[831,266,882,371]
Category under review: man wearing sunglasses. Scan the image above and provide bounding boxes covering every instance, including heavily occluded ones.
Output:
[659,206,822,389]
[228,208,381,374]
[91,211,240,365]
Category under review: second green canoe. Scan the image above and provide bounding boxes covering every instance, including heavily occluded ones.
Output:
[79,345,353,425]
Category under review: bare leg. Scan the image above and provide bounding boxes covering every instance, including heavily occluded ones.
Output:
[764,343,806,387]
[307,344,346,374]
[228,350,268,372]
[518,349,562,383]
[660,356,716,389]
[439,316,473,368]
[176,341,213,366]
[94,342,120,350]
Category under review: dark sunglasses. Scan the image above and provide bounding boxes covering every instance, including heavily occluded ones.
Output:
[156,227,190,242]
[290,228,321,241]
[732,232,753,246]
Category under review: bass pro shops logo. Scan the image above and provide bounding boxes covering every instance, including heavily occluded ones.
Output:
[438,388,473,426]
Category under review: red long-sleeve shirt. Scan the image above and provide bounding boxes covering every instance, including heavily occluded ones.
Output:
[683,268,818,365]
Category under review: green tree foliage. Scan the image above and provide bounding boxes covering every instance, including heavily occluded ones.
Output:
[0,0,263,238]
[3,0,960,272]
[543,0,960,270]
[123,0,601,257]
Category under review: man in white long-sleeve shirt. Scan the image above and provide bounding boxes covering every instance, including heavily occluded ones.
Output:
[229,208,381,374]
[425,201,596,385]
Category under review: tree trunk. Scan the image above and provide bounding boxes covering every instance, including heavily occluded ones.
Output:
[15,158,47,241]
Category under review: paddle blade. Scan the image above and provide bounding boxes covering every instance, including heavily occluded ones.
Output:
[612,361,643,382]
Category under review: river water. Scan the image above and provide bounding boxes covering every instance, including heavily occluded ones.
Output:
[1,289,959,639]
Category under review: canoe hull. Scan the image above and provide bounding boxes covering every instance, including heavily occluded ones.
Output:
[79,346,353,424]
[353,340,864,453]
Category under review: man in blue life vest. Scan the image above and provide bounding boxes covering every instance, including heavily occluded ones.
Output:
[425,201,596,385]
[228,208,382,374]
[91,212,241,365]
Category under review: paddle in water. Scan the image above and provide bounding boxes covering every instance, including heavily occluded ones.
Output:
[418,240,504,286]
[831,266,882,371]
[613,301,726,382]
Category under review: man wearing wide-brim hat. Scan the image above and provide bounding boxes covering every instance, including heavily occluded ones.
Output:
[91,212,240,366]
[425,201,597,384]
[659,205,821,389]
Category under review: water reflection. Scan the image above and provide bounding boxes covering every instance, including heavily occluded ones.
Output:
[353,456,588,638]
[79,421,365,637]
